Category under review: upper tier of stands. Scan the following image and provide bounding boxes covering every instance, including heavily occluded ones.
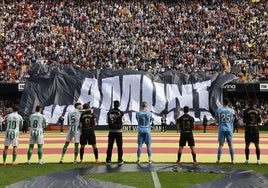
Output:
[0,0,267,83]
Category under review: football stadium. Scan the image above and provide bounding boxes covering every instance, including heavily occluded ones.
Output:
[0,0,267,187]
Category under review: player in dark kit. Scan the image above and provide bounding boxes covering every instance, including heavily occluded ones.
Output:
[176,106,197,165]
[243,100,262,165]
[202,115,208,133]
[106,100,125,165]
[79,103,99,164]
[161,115,167,133]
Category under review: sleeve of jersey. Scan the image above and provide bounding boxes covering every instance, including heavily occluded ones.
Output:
[215,109,219,122]
[122,115,126,125]
[20,115,23,125]
[150,113,153,123]
[94,115,96,121]
[43,116,47,128]
[106,112,109,124]
[191,117,195,129]
[257,111,262,123]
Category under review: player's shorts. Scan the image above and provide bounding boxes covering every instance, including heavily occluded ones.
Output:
[218,129,233,143]
[137,132,151,145]
[4,137,19,147]
[245,126,259,144]
[179,132,195,147]
[29,134,44,145]
[66,131,80,143]
[80,131,96,145]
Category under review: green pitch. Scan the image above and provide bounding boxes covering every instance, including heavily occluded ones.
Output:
[0,163,267,188]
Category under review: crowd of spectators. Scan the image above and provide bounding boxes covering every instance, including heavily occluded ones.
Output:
[231,98,268,124]
[1,97,267,126]
[0,0,267,83]
[0,99,13,126]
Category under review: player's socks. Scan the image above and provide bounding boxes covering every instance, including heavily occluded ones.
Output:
[147,145,152,159]
[3,153,7,163]
[74,143,79,161]
[229,146,234,163]
[245,148,250,160]
[80,147,85,161]
[192,153,197,163]
[61,143,69,158]
[177,152,182,162]
[256,148,260,160]
[27,145,34,161]
[217,146,223,162]
[38,145,43,161]
[93,148,98,160]
[137,145,142,159]
[12,153,17,163]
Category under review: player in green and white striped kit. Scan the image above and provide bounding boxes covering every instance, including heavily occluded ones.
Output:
[3,104,23,166]
[27,106,47,165]
[59,103,83,163]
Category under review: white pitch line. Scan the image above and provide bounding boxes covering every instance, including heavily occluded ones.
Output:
[151,171,161,188]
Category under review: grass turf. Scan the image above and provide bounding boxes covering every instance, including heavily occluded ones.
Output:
[1,130,267,187]
[1,163,267,188]
[0,163,84,188]
[87,171,226,188]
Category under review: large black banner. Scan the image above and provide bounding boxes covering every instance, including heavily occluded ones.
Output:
[20,66,236,125]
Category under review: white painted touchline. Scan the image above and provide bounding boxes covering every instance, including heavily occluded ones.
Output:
[151,171,161,188]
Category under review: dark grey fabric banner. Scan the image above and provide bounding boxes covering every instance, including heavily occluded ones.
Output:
[19,66,236,125]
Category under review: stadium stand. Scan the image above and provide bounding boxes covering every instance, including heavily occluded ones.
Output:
[0,0,267,124]
[0,0,267,83]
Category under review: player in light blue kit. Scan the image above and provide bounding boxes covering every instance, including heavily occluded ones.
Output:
[215,98,235,164]
[27,106,47,165]
[136,101,153,164]
[59,103,82,164]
